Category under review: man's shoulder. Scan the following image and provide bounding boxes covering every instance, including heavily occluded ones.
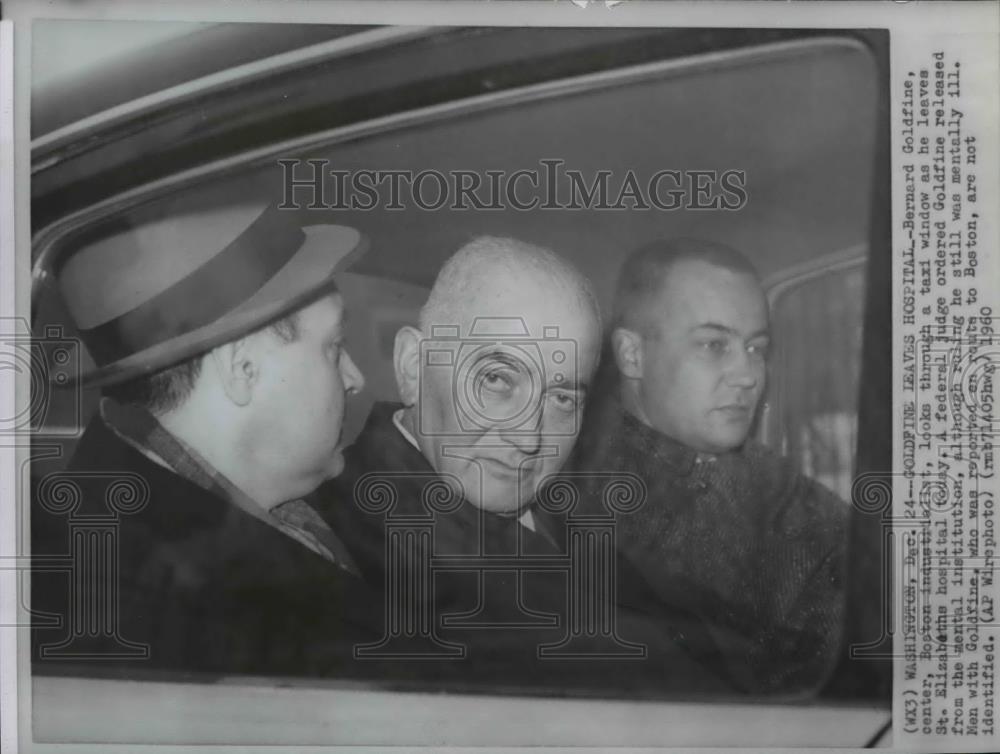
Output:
[734,440,850,533]
[739,439,846,501]
[342,402,422,473]
[312,402,437,577]
[573,403,685,476]
[56,416,355,583]
[36,419,377,673]
[58,413,228,529]
[66,410,155,475]
[318,403,434,509]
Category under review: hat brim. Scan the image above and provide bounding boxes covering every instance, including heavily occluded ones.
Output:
[60,224,368,390]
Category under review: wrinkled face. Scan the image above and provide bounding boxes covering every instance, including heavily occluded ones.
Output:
[250,293,364,491]
[415,275,600,514]
[638,260,769,454]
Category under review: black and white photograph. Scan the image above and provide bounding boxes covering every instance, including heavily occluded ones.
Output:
[1,1,997,751]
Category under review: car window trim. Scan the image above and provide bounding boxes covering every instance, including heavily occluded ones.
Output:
[31,35,872,302]
[31,25,437,158]
[763,244,868,308]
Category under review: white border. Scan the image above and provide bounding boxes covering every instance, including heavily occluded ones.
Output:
[4,2,1000,753]
[0,0,993,30]
[0,15,18,754]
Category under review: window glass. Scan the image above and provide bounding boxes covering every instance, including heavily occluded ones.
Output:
[764,261,867,500]
[29,26,883,720]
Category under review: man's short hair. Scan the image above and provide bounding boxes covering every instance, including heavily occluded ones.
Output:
[612,237,759,335]
[419,235,601,333]
[104,311,301,415]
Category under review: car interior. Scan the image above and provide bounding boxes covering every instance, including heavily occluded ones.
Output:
[27,23,893,746]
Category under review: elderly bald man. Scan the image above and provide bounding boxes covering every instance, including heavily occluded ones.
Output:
[314,236,735,692]
[320,237,598,598]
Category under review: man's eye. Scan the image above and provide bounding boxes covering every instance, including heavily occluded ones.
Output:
[548,391,580,413]
[701,339,728,355]
[479,369,515,393]
[748,341,770,359]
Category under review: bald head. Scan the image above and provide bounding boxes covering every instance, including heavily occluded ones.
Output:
[420,236,601,335]
[396,235,602,513]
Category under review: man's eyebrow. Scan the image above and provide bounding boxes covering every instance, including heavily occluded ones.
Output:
[480,349,521,366]
[477,348,588,391]
[548,377,587,393]
[690,322,770,340]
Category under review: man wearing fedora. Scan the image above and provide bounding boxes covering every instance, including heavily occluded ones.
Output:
[32,200,380,678]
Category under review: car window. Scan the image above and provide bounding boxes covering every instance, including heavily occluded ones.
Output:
[763,258,867,500]
[29,26,886,713]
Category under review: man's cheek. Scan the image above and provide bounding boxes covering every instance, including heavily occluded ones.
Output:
[551,441,575,471]
[430,381,459,431]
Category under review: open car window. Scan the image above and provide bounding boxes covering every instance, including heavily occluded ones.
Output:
[27,21,891,746]
[32,29,879,458]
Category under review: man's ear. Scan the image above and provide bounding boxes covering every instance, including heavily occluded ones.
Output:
[209,337,255,406]
[393,326,422,407]
[610,326,644,380]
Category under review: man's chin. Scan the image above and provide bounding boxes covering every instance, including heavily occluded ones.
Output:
[325,449,346,479]
[469,498,526,515]
[467,483,536,515]
[701,430,749,454]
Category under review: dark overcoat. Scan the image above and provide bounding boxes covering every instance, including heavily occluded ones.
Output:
[571,398,850,695]
[312,402,742,695]
[31,414,380,680]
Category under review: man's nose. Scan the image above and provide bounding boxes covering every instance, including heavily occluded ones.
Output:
[726,349,761,389]
[340,350,366,395]
[498,410,543,455]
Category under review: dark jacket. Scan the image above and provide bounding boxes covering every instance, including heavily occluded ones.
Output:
[571,398,850,695]
[31,414,380,680]
[312,402,740,695]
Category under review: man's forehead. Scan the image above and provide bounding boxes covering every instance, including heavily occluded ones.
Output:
[665,257,760,289]
[654,261,766,319]
[429,320,597,359]
[456,318,566,338]
[300,291,344,331]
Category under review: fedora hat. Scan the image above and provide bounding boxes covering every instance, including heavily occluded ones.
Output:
[55,200,367,388]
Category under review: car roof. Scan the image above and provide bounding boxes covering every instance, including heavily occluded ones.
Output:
[31,25,878,297]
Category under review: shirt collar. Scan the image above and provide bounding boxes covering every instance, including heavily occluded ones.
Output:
[392,407,421,451]
[100,398,274,526]
[101,398,359,571]
[391,407,537,532]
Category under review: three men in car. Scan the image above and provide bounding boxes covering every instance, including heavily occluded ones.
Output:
[36,201,847,694]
